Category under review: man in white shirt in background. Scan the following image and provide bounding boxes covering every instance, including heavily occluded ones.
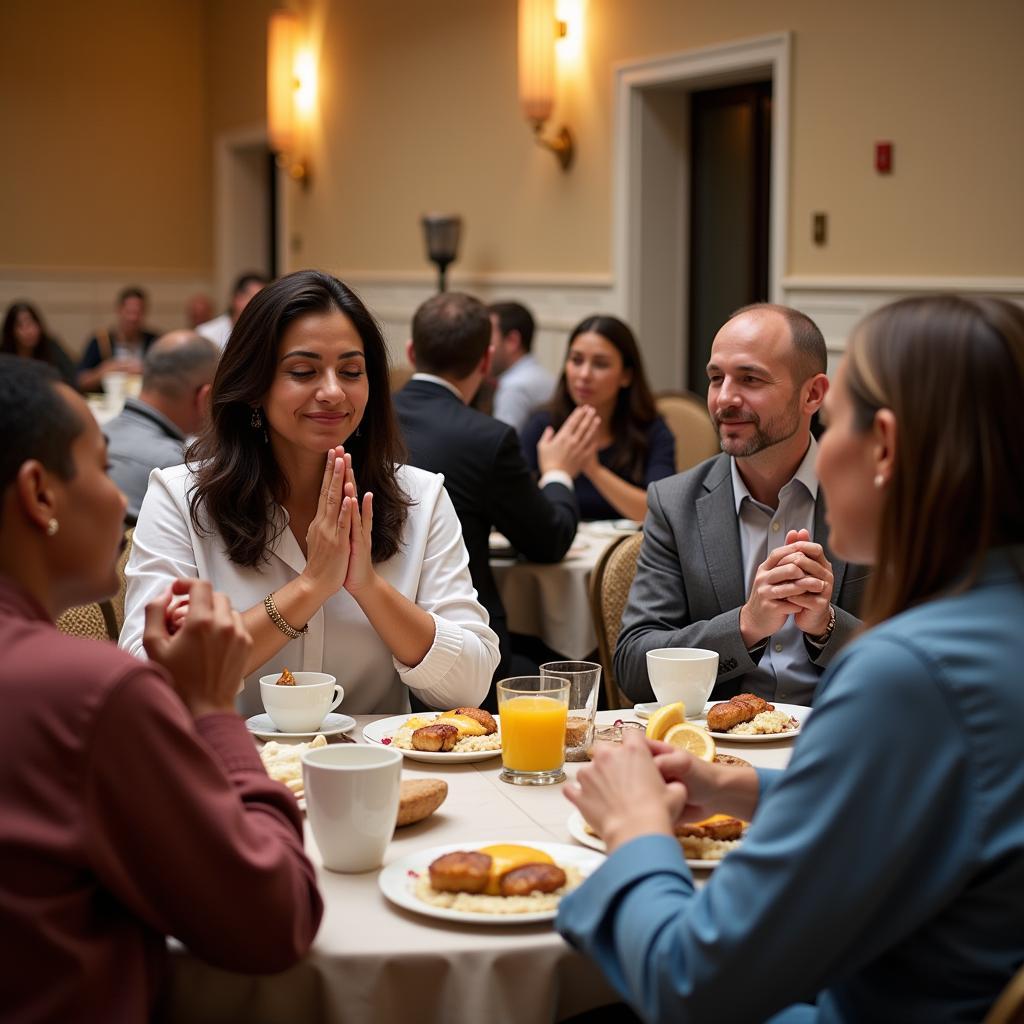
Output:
[197,272,268,350]
[487,301,557,432]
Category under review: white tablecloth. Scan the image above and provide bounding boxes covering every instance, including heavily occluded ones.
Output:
[491,522,638,660]
[164,710,793,1024]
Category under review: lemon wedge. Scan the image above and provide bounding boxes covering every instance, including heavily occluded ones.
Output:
[645,701,686,741]
[662,722,716,762]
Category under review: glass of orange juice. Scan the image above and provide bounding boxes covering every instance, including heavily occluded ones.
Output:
[496,676,570,786]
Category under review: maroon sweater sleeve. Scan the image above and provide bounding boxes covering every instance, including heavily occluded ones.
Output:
[81,667,323,973]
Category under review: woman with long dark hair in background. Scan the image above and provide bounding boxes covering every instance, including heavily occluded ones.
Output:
[520,315,675,521]
[121,269,497,716]
[1,300,77,386]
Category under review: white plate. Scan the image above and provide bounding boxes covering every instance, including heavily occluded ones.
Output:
[566,809,724,870]
[378,839,605,925]
[362,714,503,763]
[634,701,810,742]
[245,712,357,740]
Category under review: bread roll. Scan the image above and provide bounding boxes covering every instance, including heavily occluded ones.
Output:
[396,778,448,827]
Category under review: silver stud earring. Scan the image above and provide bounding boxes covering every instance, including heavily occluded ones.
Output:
[46,518,59,537]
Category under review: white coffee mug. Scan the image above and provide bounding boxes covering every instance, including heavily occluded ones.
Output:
[259,672,343,733]
[302,745,403,872]
[646,648,719,717]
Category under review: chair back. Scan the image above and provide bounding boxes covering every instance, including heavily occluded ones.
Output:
[56,601,119,643]
[985,963,1024,1024]
[110,527,134,633]
[589,531,644,710]
[655,391,719,473]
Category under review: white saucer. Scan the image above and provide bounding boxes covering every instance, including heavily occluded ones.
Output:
[245,712,357,740]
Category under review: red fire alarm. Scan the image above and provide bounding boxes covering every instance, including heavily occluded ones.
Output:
[875,141,893,174]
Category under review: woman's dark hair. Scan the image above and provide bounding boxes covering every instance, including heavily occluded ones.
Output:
[3,301,54,360]
[547,314,658,483]
[187,270,410,567]
[845,294,1024,627]
[0,356,81,512]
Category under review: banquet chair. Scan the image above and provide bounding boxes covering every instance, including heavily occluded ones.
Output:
[56,600,119,643]
[985,962,1024,1024]
[110,528,134,632]
[655,390,719,473]
[589,530,644,710]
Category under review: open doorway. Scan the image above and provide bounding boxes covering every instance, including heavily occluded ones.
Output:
[688,81,772,394]
[612,33,790,392]
[214,128,284,305]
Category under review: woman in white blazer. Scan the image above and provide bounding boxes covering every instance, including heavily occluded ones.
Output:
[121,270,498,716]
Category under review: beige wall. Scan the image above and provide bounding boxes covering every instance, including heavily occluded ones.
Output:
[289,0,1024,279]
[1,0,1020,282]
[0,0,211,272]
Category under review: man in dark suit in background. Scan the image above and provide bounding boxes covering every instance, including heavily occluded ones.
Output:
[394,292,599,709]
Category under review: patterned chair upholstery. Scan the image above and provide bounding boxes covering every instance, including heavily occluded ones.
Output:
[55,527,133,643]
[655,390,720,473]
[589,530,644,710]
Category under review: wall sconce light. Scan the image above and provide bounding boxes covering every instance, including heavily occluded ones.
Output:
[421,215,462,293]
[518,0,574,171]
[268,10,312,188]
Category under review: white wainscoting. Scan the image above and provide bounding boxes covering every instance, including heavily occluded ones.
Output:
[781,276,1024,374]
[0,267,215,358]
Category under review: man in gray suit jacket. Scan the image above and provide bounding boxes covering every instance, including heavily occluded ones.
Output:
[615,304,868,707]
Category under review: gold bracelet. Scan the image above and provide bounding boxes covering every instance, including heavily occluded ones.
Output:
[264,592,308,640]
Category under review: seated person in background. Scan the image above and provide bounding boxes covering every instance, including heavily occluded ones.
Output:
[76,285,159,393]
[394,293,598,709]
[0,357,322,1022]
[558,295,1024,1024]
[487,300,556,432]
[120,270,498,716]
[521,315,675,522]
[1,300,77,387]
[197,271,269,350]
[185,291,215,330]
[105,330,219,523]
[616,304,868,707]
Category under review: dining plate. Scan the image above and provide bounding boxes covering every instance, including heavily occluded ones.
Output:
[566,809,725,870]
[634,701,810,742]
[245,712,357,740]
[362,714,503,763]
[378,839,605,925]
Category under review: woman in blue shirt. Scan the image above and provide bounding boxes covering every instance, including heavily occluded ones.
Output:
[557,295,1024,1023]
[520,315,675,521]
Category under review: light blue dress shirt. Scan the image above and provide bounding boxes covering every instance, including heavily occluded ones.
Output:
[557,549,1024,1023]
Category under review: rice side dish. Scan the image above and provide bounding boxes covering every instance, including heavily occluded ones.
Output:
[729,710,799,735]
[392,720,501,753]
[414,865,583,914]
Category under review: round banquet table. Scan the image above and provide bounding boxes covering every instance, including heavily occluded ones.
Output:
[490,521,639,660]
[163,709,796,1024]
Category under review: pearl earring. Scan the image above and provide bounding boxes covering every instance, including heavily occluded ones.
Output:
[874,474,885,489]
[46,518,59,537]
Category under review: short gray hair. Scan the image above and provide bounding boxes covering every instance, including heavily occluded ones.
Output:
[142,332,219,398]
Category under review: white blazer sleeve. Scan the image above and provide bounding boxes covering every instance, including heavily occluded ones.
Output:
[119,467,200,659]
[395,483,499,708]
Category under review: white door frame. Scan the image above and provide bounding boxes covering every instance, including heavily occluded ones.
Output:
[213,125,290,300]
[611,32,791,388]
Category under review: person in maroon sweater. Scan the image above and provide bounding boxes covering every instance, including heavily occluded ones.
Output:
[0,355,323,1023]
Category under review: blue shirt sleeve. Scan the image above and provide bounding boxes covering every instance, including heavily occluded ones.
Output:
[556,635,979,1023]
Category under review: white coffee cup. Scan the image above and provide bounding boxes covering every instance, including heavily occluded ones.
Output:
[646,648,719,717]
[302,744,403,872]
[259,672,343,733]
[101,371,128,411]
